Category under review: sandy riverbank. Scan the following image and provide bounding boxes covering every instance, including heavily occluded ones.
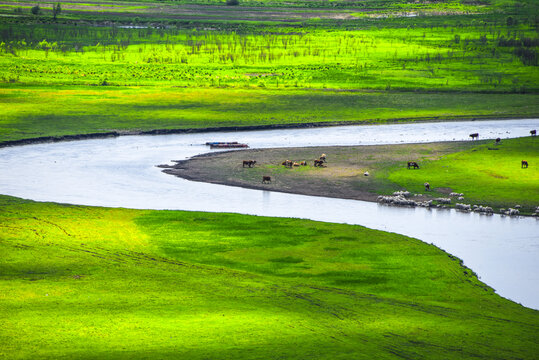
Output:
[159,142,476,203]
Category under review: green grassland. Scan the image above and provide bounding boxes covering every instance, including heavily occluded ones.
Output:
[383,136,539,210]
[1,195,538,358]
[2,19,538,91]
[0,0,538,143]
[1,86,537,142]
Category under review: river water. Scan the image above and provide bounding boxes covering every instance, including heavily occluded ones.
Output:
[0,119,538,308]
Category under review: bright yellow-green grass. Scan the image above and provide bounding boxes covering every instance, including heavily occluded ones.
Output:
[3,24,538,92]
[385,137,539,211]
[1,85,538,143]
[1,2,538,144]
[1,195,538,358]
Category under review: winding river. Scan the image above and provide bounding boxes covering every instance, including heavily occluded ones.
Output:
[1,119,538,308]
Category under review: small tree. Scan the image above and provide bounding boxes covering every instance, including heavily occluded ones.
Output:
[506,16,513,26]
[31,5,41,15]
[52,3,61,20]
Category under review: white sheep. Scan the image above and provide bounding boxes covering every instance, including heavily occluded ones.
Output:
[435,198,451,204]
[392,191,411,197]
[455,203,472,211]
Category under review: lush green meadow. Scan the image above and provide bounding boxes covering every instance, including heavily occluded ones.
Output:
[2,17,538,91]
[1,86,537,142]
[1,195,538,358]
[0,0,538,144]
[384,136,539,210]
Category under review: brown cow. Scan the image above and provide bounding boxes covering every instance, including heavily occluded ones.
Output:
[300,161,307,166]
[407,161,420,169]
[242,160,256,168]
[522,160,528,168]
[262,176,272,183]
[314,159,325,167]
[531,130,537,137]
[281,160,293,168]
[320,154,326,161]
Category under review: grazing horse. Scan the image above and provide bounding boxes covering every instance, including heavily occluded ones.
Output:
[531,130,537,137]
[242,160,256,168]
[281,160,293,168]
[314,159,325,167]
[495,138,501,144]
[262,176,272,183]
[522,160,528,168]
[407,161,420,169]
[469,133,479,140]
[424,182,430,191]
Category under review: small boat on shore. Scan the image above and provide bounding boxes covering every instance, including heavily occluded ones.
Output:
[206,142,249,148]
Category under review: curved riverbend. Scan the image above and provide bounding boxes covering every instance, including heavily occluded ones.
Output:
[0,119,538,308]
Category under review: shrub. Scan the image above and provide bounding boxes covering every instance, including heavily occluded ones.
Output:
[31,5,41,15]
[52,3,61,20]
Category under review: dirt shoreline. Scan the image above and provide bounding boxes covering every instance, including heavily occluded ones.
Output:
[160,155,381,203]
[159,140,539,215]
[158,142,470,204]
[165,170,381,203]
[0,114,533,148]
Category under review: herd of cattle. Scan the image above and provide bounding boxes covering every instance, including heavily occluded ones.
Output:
[242,153,329,183]
[469,131,535,169]
[236,129,536,214]
[470,129,536,140]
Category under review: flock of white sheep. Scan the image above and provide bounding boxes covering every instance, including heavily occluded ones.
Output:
[377,191,538,217]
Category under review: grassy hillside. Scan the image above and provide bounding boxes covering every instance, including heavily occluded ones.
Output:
[1,195,538,358]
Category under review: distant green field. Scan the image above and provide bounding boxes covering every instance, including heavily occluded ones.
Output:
[1,195,538,358]
[1,21,537,92]
[0,0,537,143]
[1,86,537,142]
